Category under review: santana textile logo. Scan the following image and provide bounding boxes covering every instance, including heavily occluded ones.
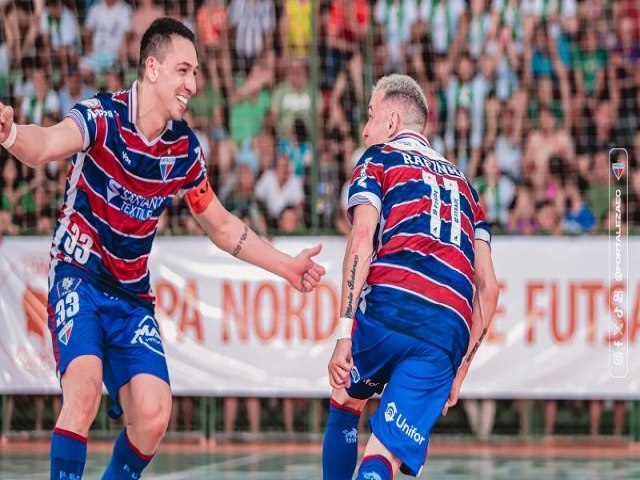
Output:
[106,179,164,221]
[131,315,164,357]
[383,402,426,445]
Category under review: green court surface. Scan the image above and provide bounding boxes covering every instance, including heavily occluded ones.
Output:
[1,451,639,479]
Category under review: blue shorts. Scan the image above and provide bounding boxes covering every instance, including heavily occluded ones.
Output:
[47,273,170,403]
[346,312,461,476]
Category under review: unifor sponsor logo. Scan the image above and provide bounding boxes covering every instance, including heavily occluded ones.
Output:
[384,402,426,445]
[342,428,357,444]
[106,179,164,221]
[131,315,164,357]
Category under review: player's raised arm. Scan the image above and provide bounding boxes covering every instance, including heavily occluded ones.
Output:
[327,203,379,390]
[443,239,499,415]
[188,183,325,293]
[0,101,84,166]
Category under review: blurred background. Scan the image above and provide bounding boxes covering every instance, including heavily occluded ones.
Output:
[0,0,639,468]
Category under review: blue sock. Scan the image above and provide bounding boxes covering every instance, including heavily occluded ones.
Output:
[322,400,361,480]
[356,455,393,480]
[102,429,153,479]
[50,427,87,480]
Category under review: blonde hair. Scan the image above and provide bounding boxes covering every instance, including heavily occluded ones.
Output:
[372,74,429,130]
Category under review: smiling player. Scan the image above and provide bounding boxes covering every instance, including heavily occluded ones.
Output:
[0,17,325,479]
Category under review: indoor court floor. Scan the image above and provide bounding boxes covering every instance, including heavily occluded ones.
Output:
[1,441,639,479]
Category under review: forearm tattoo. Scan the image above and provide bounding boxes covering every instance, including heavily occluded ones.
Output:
[232,225,249,257]
[344,255,359,319]
[466,328,488,365]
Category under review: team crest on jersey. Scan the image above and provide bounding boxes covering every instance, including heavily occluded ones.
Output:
[58,319,74,346]
[160,156,176,181]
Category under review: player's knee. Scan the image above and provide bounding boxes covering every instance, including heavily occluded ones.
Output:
[60,380,102,429]
[135,395,172,441]
[331,389,367,414]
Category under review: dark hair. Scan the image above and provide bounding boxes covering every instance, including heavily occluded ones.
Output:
[138,17,195,80]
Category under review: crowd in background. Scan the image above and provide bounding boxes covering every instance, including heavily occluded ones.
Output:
[0,0,637,438]
[0,0,639,237]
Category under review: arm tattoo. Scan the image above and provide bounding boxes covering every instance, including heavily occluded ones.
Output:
[344,255,359,319]
[465,328,488,365]
[232,225,249,257]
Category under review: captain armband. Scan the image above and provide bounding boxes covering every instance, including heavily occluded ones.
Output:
[185,177,214,214]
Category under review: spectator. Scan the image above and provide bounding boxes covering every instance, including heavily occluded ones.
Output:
[3,0,41,68]
[562,178,596,234]
[227,0,276,74]
[38,0,81,71]
[445,54,488,173]
[323,0,368,101]
[279,0,313,60]
[224,397,261,435]
[131,0,164,62]
[464,399,496,441]
[220,163,268,237]
[279,117,311,178]
[490,102,523,181]
[474,152,516,231]
[271,57,320,142]
[490,0,524,51]
[18,66,60,125]
[571,25,607,115]
[170,396,194,432]
[255,152,304,226]
[419,0,466,60]
[79,0,133,79]
[374,0,419,72]
[277,205,303,234]
[466,0,491,60]
[196,0,233,96]
[229,49,274,143]
[58,63,96,115]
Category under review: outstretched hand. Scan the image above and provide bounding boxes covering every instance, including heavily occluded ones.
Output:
[287,243,326,293]
[0,101,15,144]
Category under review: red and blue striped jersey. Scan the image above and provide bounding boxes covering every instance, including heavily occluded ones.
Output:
[49,82,207,305]
[348,130,491,360]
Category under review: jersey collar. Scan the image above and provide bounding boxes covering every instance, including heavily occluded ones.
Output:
[127,80,173,145]
[392,129,431,147]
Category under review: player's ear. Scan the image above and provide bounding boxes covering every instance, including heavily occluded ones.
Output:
[388,111,399,135]
[146,57,158,82]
